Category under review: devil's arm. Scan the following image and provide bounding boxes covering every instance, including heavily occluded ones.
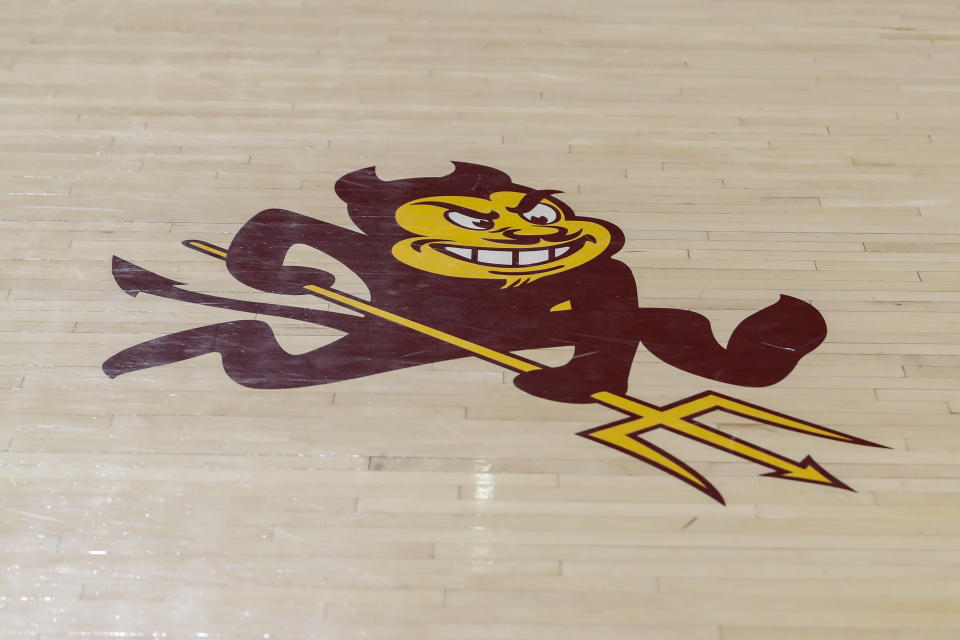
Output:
[514,260,641,403]
[635,295,826,387]
[226,208,374,295]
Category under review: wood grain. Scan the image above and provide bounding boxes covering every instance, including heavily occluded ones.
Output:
[1,0,959,637]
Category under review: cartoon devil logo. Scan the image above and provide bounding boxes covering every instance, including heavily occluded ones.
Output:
[104,162,885,503]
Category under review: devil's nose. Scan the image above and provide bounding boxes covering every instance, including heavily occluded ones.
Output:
[503,226,560,238]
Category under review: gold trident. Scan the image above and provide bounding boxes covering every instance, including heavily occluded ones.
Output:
[184,239,885,505]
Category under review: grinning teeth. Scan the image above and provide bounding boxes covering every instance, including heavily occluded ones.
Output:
[517,249,550,266]
[446,246,472,259]
[442,242,578,266]
[476,249,513,266]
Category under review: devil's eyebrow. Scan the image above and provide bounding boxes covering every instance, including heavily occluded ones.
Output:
[507,189,564,215]
[417,201,497,219]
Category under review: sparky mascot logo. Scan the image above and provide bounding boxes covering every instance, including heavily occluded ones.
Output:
[104,162,885,504]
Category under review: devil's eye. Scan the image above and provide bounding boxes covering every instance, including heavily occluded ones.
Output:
[520,203,560,225]
[445,210,495,230]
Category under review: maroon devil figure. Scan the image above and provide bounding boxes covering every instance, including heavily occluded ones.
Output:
[104,162,826,403]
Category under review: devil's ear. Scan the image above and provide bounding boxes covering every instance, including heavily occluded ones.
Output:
[445,161,512,185]
[334,162,521,238]
[334,162,513,205]
[333,166,381,205]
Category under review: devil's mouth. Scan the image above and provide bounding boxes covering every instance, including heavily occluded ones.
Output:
[435,236,593,268]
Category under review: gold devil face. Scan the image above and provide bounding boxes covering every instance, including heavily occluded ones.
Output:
[391,191,614,287]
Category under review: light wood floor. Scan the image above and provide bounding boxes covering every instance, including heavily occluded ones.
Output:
[2,0,960,637]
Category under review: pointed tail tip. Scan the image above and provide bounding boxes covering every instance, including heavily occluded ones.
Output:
[111,256,140,297]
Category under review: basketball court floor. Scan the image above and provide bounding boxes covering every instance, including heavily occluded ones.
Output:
[2,0,959,637]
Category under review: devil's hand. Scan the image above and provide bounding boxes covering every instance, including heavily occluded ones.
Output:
[514,364,628,405]
[233,265,336,295]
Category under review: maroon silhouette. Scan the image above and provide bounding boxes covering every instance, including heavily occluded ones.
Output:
[103,162,826,403]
